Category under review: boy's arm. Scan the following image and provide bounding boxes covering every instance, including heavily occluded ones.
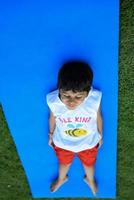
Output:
[49,111,56,135]
[48,111,55,147]
[97,105,103,135]
[97,105,103,147]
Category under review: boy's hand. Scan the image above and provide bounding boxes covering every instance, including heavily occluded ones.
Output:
[48,132,54,148]
[98,138,103,149]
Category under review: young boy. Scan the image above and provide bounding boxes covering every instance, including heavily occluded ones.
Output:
[46,61,103,195]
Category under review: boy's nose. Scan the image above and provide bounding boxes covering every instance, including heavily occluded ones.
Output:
[68,100,77,107]
[69,98,76,103]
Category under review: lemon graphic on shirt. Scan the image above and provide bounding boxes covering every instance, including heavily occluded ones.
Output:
[65,128,87,137]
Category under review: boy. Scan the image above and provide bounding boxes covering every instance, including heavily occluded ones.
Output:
[46,61,103,195]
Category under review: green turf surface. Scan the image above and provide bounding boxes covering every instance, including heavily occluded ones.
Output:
[0,0,134,199]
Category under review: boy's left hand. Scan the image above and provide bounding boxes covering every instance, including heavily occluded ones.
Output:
[98,138,103,149]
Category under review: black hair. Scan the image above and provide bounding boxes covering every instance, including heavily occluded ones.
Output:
[57,60,93,92]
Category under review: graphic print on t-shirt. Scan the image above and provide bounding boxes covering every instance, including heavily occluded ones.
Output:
[65,123,87,137]
[58,116,92,137]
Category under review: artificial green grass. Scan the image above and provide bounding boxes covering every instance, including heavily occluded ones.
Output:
[0,107,33,200]
[0,0,134,199]
[116,0,134,199]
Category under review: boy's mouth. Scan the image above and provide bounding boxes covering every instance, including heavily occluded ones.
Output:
[66,104,77,110]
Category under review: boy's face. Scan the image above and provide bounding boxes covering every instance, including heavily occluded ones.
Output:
[59,90,88,110]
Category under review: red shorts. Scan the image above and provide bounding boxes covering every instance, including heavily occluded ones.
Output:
[53,144,99,167]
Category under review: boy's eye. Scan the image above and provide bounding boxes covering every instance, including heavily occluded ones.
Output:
[75,96,82,99]
[62,95,70,98]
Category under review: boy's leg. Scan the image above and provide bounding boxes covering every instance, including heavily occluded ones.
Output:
[50,163,71,192]
[78,146,98,195]
[83,164,95,180]
[59,163,71,180]
[83,164,97,195]
[51,145,74,192]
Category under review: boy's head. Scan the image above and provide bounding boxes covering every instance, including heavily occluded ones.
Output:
[58,60,93,110]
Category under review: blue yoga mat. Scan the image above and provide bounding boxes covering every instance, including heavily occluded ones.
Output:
[0,0,119,198]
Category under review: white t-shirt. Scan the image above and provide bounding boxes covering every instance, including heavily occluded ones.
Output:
[46,87,102,152]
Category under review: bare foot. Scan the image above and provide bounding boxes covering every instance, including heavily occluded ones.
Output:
[84,176,98,196]
[50,176,68,192]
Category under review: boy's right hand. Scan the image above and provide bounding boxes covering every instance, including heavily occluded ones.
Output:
[48,132,54,148]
